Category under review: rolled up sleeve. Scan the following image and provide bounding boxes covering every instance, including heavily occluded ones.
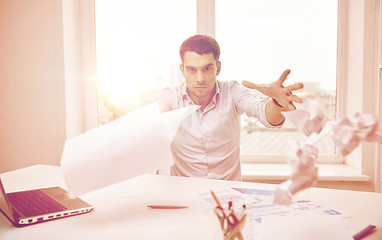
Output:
[231,81,282,128]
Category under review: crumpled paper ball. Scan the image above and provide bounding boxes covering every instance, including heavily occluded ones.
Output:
[332,112,382,156]
[282,99,326,136]
[273,140,319,205]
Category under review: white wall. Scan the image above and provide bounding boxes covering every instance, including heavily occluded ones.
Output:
[0,0,66,173]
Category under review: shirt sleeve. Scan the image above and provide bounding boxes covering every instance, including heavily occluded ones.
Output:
[155,86,178,113]
[230,81,282,128]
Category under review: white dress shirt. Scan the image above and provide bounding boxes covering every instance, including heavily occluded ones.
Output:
[157,80,281,181]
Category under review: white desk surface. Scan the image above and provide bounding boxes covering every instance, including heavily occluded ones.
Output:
[1,164,382,240]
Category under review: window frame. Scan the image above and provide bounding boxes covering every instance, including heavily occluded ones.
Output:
[62,0,98,138]
[332,0,380,190]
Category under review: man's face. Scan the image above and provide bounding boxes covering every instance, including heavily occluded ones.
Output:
[180,51,221,103]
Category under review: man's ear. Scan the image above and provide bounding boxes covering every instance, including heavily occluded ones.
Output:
[180,63,185,75]
[216,61,221,76]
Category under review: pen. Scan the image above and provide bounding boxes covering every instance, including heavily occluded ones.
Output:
[237,204,246,219]
[147,205,188,209]
[353,224,376,240]
[228,200,233,210]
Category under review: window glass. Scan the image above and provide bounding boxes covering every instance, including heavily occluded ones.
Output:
[95,0,195,125]
[216,0,338,155]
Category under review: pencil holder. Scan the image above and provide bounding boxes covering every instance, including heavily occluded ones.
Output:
[211,203,253,240]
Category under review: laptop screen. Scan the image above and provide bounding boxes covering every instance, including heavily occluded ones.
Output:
[0,177,15,222]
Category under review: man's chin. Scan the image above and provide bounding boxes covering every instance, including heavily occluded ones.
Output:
[194,91,209,98]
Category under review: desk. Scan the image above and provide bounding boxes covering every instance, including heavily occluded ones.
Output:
[1,165,381,240]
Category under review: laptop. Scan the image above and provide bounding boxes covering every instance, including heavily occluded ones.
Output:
[0,176,94,227]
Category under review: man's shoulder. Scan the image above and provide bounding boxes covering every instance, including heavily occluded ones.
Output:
[217,80,245,93]
[156,83,184,112]
[217,80,241,88]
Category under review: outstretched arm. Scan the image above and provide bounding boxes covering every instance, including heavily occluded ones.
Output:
[242,69,304,125]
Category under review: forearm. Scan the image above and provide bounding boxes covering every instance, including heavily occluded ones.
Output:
[265,98,285,126]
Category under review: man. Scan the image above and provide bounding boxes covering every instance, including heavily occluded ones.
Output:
[157,35,303,181]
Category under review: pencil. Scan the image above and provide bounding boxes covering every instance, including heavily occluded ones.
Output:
[147,205,188,209]
[210,189,223,208]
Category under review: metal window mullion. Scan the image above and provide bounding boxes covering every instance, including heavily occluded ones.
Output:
[196,0,215,37]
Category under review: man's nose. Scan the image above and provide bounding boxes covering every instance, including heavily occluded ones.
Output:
[196,71,205,83]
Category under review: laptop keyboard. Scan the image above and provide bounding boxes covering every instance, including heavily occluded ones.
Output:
[7,189,67,217]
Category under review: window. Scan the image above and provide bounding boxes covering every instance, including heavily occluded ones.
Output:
[95,0,342,163]
[76,0,380,191]
[95,0,195,125]
[215,0,338,158]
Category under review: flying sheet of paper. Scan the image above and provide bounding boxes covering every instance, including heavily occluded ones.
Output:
[282,99,326,136]
[61,103,199,196]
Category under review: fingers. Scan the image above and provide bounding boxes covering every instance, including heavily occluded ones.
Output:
[276,93,302,111]
[278,101,296,112]
[288,94,303,104]
[277,70,304,95]
[242,80,259,90]
[284,82,304,92]
[277,69,291,84]
[287,102,297,111]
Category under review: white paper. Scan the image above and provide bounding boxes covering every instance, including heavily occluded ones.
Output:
[273,141,318,205]
[332,112,382,156]
[256,214,354,240]
[282,99,326,136]
[61,103,199,196]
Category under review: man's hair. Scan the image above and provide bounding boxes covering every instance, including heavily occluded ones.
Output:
[179,35,220,63]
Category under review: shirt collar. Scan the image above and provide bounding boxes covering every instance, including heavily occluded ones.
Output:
[181,82,188,100]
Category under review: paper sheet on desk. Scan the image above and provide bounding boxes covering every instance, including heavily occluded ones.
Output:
[61,103,199,196]
[255,214,354,240]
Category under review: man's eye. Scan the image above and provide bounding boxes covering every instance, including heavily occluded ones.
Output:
[204,67,212,71]
[187,68,195,72]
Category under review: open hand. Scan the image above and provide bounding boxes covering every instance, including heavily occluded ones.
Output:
[242,69,304,111]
